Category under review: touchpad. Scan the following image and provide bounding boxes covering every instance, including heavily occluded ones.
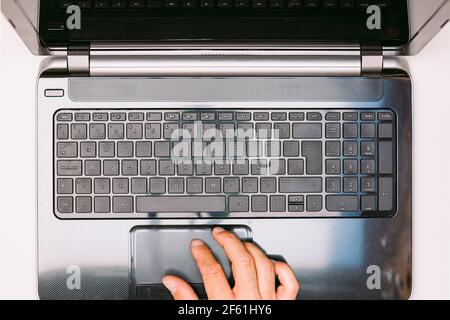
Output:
[130,226,252,300]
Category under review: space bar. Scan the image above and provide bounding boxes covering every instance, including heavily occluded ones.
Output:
[136,196,226,213]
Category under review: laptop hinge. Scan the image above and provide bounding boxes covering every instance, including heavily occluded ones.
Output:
[67,45,90,76]
[361,44,383,78]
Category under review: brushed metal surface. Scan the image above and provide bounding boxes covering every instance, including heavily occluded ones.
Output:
[37,74,412,300]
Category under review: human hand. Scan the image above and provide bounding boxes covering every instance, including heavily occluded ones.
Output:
[162,227,300,300]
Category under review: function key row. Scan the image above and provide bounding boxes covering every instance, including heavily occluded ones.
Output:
[59,0,391,10]
[57,110,395,123]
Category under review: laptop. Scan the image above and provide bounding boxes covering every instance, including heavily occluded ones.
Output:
[2,0,449,300]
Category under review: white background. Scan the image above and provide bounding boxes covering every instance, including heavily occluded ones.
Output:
[1,15,450,300]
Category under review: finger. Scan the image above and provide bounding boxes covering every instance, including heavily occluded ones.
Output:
[190,239,234,300]
[273,261,300,300]
[162,275,199,300]
[212,227,260,298]
[244,242,276,300]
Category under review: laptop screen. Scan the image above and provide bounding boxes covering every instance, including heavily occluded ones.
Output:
[38,0,410,48]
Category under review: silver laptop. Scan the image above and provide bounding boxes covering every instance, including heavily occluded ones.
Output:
[2,0,449,300]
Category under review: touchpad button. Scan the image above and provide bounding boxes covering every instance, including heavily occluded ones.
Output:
[130,226,252,300]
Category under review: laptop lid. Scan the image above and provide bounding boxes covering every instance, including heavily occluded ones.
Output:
[2,0,449,55]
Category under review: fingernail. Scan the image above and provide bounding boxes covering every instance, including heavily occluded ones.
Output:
[162,278,177,293]
[191,239,204,247]
[212,226,226,234]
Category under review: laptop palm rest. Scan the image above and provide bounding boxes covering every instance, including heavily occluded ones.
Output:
[130,226,252,300]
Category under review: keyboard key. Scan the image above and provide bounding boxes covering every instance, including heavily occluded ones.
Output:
[325,112,340,121]
[325,141,341,157]
[93,113,108,121]
[343,177,358,193]
[126,123,143,139]
[293,123,322,139]
[57,160,82,176]
[271,112,287,121]
[242,177,258,193]
[159,160,175,176]
[326,177,341,193]
[325,159,341,175]
[361,195,377,212]
[187,178,203,194]
[85,160,101,176]
[164,112,180,121]
[168,178,184,194]
[361,159,376,175]
[224,177,240,193]
[154,141,171,157]
[205,178,221,194]
[117,141,134,157]
[57,113,72,121]
[269,159,286,175]
[360,112,375,121]
[94,196,110,213]
[145,123,161,139]
[343,112,358,121]
[75,113,90,121]
[80,142,96,158]
[361,141,375,157]
[279,177,322,193]
[76,196,92,213]
[229,196,249,212]
[128,113,144,121]
[306,195,322,212]
[57,197,73,213]
[147,112,162,121]
[343,141,358,157]
[274,123,290,139]
[149,178,165,194]
[361,123,375,139]
[378,112,393,121]
[57,124,69,139]
[378,123,393,139]
[252,196,267,212]
[379,141,393,174]
[57,178,73,194]
[283,141,299,157]
[113,196,133,213]
[136,141,152,157]
[270,195,286,212]
[141,159,157,176]
[307,112,322,121]
[94,178,110,194]
[326,195,359,211]
[113,178,129,194]
[260,177,276,193]
[236,112,251,121]
[253,112,268,121]
[343,159,358,175]
[235,0,250,7]
[361,177,377,192]
[302,141,322,174]
[287,159,304,175]
[131,178,147,194]
[103,160,119,176]
[71,124,87,139]
[123,160,139,176]
[325,123,341,138]
[57,142,77,158]
[289,112,305,121]
[378,177,393,211]
[111,113,126,121]
[182,112,198,121]
[343,123,358,139]
[136,196,226,213]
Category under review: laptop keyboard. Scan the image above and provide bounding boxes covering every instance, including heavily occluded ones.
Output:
[54,109,396,218]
